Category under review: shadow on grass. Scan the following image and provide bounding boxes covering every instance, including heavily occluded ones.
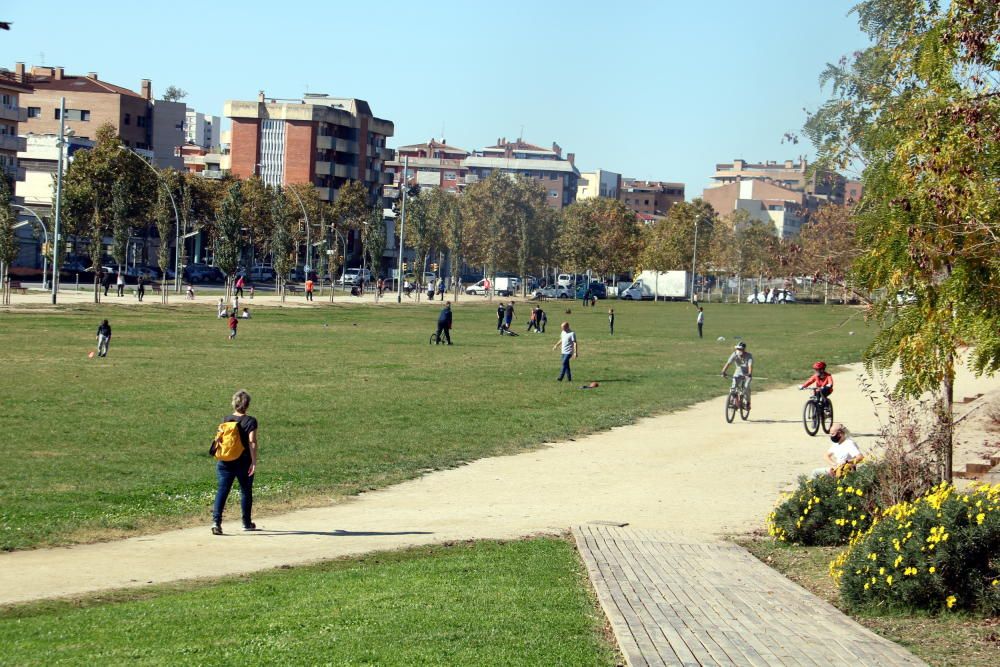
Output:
[248,529,435,538]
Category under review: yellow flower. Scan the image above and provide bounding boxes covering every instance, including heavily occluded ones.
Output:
[929,566,936,574]
[976,513,985,525]
[946,595,956,609]
[886,575,893,585]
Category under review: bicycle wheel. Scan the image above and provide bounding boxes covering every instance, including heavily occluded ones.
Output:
[803,400,820,436]
[739,390,751,420]
[821,400,834,433]
[725,392,737,423]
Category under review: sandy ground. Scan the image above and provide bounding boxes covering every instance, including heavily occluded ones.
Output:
[1,357,997,607]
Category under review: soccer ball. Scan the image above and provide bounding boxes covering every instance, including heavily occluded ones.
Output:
[716,336,725,342]
[849,331,855,336]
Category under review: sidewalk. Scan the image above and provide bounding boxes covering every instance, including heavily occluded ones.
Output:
[0,363,995,606]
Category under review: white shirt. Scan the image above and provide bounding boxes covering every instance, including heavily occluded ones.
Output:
[726,350,753,375]
[560,330,577,354]
[828,437,862,465]
[697,311,704,324]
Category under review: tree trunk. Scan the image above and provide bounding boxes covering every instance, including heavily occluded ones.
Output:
[942,360,955,483]
[736,274,743,304]
[94,276,100,303]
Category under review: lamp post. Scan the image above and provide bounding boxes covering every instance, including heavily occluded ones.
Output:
[397,156,408,303]
[691,216,700,302]
[286,185,311,278]
[11,204,49,290]
[119,145,181,294]
[51,96,66,303]
[328,225,346,300]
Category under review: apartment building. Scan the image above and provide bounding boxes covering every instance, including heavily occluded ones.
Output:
[13,63,184,169]
[576,169,621,201]
[463,138,579,209]
[0,70,30,184]
[702,179,807,238]
[225,92,394,207]
[387,138,469,193]
[618,180,685,217]
[709,158,845,203]
[184,108,221,149]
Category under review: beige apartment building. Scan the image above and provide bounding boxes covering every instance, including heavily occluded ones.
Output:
[226,92,394,207]
[702,179,807,238]
[577,169,621,201]
[13,63,184,169]
[618,180,685,217]
[710,158,845,203]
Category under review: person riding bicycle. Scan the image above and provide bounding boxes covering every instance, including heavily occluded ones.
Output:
[799,361,833,406]
[721,342,754,409]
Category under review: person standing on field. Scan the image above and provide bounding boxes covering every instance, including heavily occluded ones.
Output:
[96,319,112,357]
[234,275,245,298]
[553,321,579,382]
[305,277,314,301]
[697,307,704,338]
[228,311,238,340]
[608,308,615,335]
[116,271,125,297]
[137,276,145,302]
[211,390,258,534]
[497,303,505,333]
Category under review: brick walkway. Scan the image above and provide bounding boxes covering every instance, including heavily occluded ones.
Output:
[574,525,925,666]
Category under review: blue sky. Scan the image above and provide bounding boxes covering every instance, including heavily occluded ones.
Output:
[3,1,870,196]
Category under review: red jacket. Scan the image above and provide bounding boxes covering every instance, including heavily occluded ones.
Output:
[801,372,833,392]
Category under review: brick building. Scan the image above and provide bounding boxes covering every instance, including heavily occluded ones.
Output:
[0,70,30,183]
[12,63,184,169]
[225,92,394,207]
[702,179,808,238]
[386,138,468,194]
[618,180,685,217]
[462,138,579,209]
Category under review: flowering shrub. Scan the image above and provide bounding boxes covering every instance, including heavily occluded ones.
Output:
[830,482,1000,615]
[767,464,879,546]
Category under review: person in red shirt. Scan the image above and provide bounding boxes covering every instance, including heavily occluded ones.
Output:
[228,312,238,340]
[304,277,314,301]
[800,361,833,404]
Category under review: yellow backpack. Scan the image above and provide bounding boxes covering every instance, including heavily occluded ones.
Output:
[210,421,245,461]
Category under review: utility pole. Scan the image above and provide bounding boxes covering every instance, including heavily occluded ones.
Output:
[691,216,700,302]
[397,156,408,303]
[51,97,65,304]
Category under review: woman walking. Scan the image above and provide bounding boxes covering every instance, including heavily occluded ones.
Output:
[211,390,259,535]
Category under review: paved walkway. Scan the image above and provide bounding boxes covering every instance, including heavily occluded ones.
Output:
[575,525,925,666]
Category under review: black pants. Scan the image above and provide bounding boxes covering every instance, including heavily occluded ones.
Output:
[138,287,144,301]
[698,322,703,338]
[436,323,451,344]
[306,290,313,301]
[236,286,244,298]
[117,284,124,297]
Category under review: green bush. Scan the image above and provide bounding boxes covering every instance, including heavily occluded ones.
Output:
[831,483,1000,615]
[767,464,879,546]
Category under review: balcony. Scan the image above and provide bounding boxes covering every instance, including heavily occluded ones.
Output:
[316,187,333,201]
[201,170,224,179]
[1,164,25,181]
[315,160,332,175]
[380,171,393,184]
[0,135,26,152]
[317,135,359,153]
[380,147,394,160]
[317,135,333,150]
[333,164,358,179]
[0,106,26,123]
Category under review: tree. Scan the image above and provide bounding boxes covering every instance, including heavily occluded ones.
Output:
[0,177,17,305]
[362,205,386,299]
[803,0,1000,480]
[109,179,131,272]
[559,198,642,281]
[461,173,521,299]
[270,186,293,302]
[214,181,244,299]
[798,204,859,303]
[153,186,172,301]
[639,200,716,275]
[161,86,187,102]
[439,191,464,298]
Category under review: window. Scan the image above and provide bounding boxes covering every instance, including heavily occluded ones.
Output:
[549,190,558,198]
[80,110,90,121]
[137,116,147,128]
[444,172,457,181]
[27,107,41,118]
[644,199,650,205]
[124,113,131,125]
[54,108,60,119]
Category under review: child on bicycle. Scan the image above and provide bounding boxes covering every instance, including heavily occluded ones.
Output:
[800,361,833,405]
[721,342,754,409]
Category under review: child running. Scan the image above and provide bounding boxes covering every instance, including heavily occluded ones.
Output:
[228,311,238,340]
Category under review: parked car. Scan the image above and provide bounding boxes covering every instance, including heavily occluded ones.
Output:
[556,273,573,288]
[183,264,226,284]
[338,268,373,286]
[575,282,607,300]
[466,277,518,296]
[534,285,572,299]
[248,265,276,283]
[895,290,917,305]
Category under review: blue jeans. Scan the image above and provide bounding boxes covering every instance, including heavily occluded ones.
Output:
[559,353,572,381]
[212,458,253,526]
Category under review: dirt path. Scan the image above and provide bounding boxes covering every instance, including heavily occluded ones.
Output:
[1,363,996,606]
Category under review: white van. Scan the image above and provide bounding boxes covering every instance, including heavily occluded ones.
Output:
[557,273,573,288]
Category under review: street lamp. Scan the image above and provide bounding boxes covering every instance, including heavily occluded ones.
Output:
[691,216,700,301]
[286,185,311,278]
[119,145,181,293]
[11,204,49,290]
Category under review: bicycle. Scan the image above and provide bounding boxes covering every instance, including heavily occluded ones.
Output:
[801,388,834,436]
[723,373,751,423]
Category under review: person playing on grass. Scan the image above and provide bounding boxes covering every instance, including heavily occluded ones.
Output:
[186,284,195,300]
[234,275,245,298]
[96,319,112,357]
[553,321,579,382]
[721,342,754,409]
[497,303,505,333]
[228,311,238,340]
[527,306,539,333]
[609,308,615,335]
[502,301,515,335]
[539,308,547,333]
[212,390,258,535]
[116,271,125,297]
[305,277,314,301]
[217,298,227,318]
[697,307,704,339]
[811,423,863,478]
[435,301,453,345]
[241,307,251,319]
[799,361,833,407]
[137,276,145,302]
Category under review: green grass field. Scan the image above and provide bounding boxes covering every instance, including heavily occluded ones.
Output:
[0,299,873,550]
[0,537,618,666]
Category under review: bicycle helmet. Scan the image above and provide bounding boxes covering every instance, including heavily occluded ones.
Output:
[813,361,827,371]
[734,342,747,350]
